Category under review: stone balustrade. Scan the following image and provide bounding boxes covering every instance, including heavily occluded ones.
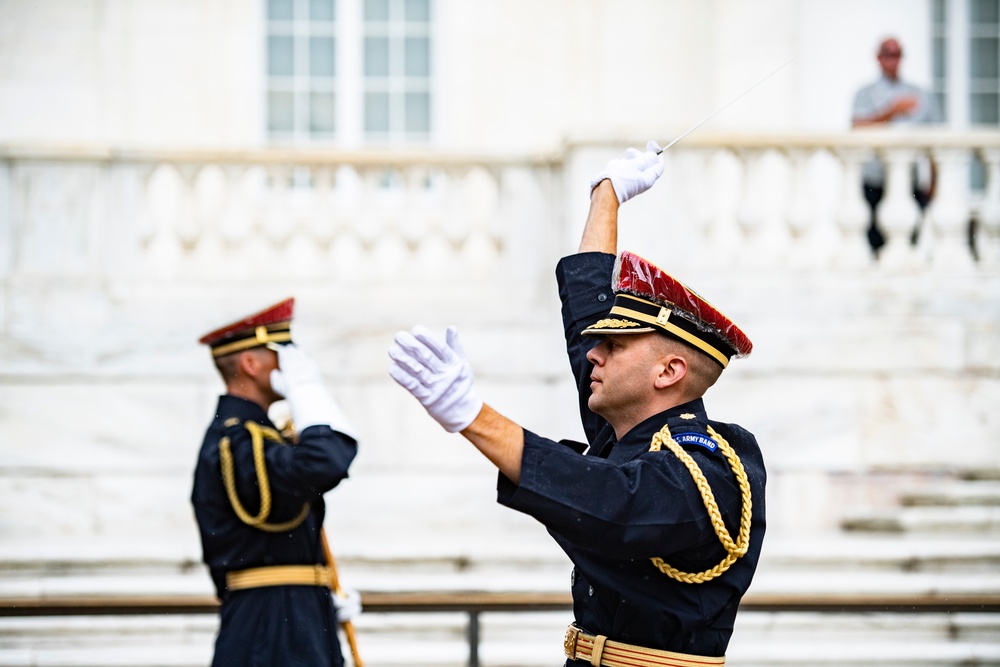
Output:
[2,130,998,292]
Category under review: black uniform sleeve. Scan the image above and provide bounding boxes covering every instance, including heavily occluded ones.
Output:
[265,425,357,499]
[225,423,357,523]
[555,252,617,445]
[498,429,742,561]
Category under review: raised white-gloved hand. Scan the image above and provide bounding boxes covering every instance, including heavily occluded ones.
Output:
[589,140,665,204]
[387,325,483,433]
[333,588,362,623]
[269,344,357,439]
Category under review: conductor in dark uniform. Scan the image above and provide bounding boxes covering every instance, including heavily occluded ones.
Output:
[192,298,359,667]
[388,143,766,665]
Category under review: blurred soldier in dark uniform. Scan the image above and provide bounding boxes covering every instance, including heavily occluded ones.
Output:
[192,298,359,667]
[388,144,766,665]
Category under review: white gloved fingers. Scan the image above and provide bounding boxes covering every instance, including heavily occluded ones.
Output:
[387,342,431,379]
[411,325,455,364]
[276,344,323,385]
[589,140,665,204]
[388,362,422,393]
[393,330,447,373]
[388,358,435,402]
[334,588,362,623]
[269,369,288,398]
[444,326,466,360]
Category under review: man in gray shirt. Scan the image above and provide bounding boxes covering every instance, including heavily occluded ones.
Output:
[852,37,940,253]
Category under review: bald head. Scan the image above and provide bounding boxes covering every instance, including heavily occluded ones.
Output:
[877,37,903,80]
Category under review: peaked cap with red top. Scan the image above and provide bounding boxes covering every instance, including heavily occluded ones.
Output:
[582,252,752,368]
[198,298,295,358]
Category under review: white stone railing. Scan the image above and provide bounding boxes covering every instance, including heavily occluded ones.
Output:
[1,130,998,292]
[569,130,1000,274]
[0,146,561,289]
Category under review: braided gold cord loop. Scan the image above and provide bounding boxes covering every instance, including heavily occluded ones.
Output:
[218,421,311,533]
[648,423,752,584]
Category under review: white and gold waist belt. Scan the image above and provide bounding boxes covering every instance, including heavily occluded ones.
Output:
[564,625,725,667]
[226,565,331,591]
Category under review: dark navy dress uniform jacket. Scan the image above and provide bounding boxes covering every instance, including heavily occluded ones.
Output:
[191,395,357,667]
[497,252,767,660]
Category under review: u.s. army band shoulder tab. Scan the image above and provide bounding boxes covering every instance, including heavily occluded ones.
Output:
[674,432,718,452]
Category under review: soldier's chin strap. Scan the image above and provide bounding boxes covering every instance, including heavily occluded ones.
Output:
[647,424,752,584]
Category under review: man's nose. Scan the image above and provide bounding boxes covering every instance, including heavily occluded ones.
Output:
[586,341,607,365]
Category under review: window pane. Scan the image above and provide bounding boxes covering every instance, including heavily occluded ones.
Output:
[268,0,294,21]
[933,0,947,24]
[310,92,336,133]
[310,0,335,21]
[405,91,430,132]
[268,35,295,76]
[365,37,390,76]
[970,92,999,123]
[269,90,295,132]
[932,92,948,122]
[405,0,430,22]
[405,37,430,76]
[970,37,999,78]
[311,37,336,76]
[933,36,947,78]
[365,92,390,132]
[971,0,1000,23]
[365,0,389,21]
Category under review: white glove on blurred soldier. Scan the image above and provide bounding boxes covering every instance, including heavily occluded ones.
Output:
[333,588,362,623]
[387,325,484,433]
[269,344,357,439]
[589,140,665,204]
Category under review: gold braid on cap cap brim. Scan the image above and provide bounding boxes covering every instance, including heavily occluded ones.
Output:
[648,423,752,583]
[210,323,292,357]
[609,294,732,368]
[587,318,646,330]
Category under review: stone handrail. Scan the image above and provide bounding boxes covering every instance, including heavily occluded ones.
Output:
[1,130,997,290]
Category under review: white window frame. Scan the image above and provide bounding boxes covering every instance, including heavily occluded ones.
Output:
[265,0,339,143]
[265,0,433,147]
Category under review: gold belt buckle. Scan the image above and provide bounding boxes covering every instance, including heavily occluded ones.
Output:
[563,625,580,659]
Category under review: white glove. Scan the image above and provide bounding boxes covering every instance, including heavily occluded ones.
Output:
[333,588,362,623]
[589,140,665,204]
[387,325,484,433]
[269,344,357,439]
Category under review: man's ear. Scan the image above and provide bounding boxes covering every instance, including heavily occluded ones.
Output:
[654,355,688,390]
[237,350,259,378]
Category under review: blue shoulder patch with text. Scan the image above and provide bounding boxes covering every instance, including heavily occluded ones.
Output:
[674,432,718,452]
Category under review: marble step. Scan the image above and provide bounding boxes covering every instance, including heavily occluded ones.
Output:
[1,611,998,667]
[2,535,999,606]
[842,505,1000,533]
[900,481,1000,507]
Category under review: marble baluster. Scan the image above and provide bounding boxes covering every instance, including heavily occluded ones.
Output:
[976,148,1000,268]
[833,148,875,269]
[785,147,826,269]
[927,147,975,272]
[875,147,922,270]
